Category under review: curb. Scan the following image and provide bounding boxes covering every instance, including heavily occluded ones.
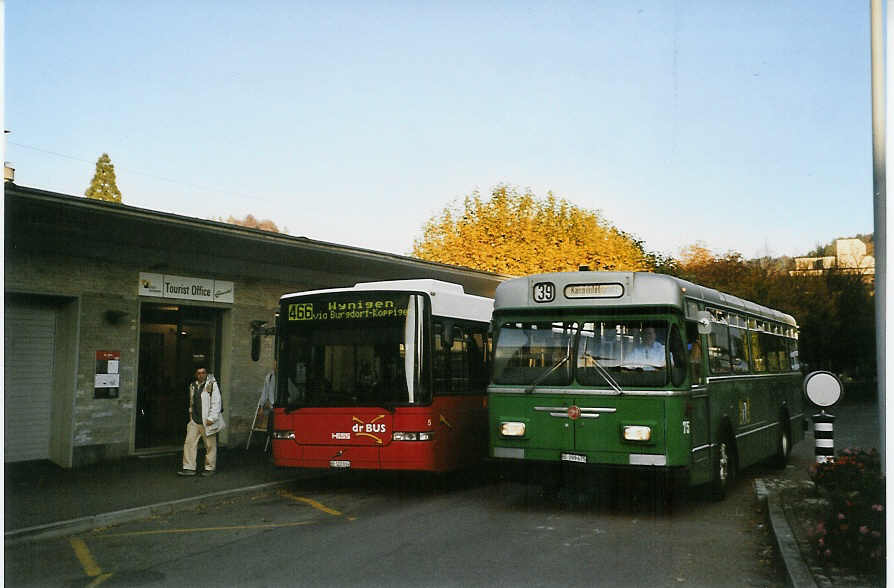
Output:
[5,478,299,546]
[755,479,818,588]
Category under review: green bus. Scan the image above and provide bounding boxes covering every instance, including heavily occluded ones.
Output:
[488,271,805,499]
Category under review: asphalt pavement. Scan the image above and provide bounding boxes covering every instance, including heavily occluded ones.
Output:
[4,396,884,587]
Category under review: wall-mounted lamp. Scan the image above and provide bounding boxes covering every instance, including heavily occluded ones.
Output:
[250,320,277,362]
[104,310,129,325]
[251,320,276,336]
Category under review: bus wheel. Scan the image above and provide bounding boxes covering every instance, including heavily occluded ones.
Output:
[710,438,736,501]
[773,417,792,468]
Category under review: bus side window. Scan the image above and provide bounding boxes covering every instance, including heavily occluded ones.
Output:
[448,325,468,394]
[686,323,704,385]
[708,323,732,375]
[729,325,750,373]
[750,331,767,372]
[433,321,449,395]
[468,325,489,394]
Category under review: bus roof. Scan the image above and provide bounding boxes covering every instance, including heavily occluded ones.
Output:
[494,271,797,328]
[281,279,493,323]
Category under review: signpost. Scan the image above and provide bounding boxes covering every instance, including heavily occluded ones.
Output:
[804,371,843,464]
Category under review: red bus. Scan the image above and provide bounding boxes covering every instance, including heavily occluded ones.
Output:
[269,280,493,472]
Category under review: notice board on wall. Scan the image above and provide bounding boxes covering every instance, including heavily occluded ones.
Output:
[94,350,120,399]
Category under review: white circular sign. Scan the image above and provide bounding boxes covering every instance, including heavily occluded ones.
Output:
[804,371,843,408]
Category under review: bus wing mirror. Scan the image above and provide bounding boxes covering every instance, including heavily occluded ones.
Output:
[696,311,712,335]
[250,320,268,362]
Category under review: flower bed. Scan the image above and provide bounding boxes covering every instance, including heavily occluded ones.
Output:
[808,448,885,578]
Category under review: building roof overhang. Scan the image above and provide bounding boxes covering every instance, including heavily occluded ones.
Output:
[4,184,507,297]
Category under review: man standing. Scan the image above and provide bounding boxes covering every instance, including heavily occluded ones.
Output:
[178,367,225,476]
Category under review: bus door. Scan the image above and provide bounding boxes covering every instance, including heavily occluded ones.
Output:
[687,393,711,482]
[687,323,712,483]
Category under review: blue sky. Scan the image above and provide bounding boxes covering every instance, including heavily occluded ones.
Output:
[5,1,873,260]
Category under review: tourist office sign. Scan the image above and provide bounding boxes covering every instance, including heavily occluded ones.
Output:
[138,272,235,303]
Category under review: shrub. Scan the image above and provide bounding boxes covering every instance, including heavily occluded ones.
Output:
[808,448,885,573]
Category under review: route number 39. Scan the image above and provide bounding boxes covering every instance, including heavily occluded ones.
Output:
[533,282,555,303]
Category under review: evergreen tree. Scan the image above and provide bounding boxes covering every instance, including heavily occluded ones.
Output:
[85,153,122,203]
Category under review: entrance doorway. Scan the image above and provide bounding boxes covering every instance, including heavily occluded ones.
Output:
[136,304,221,449]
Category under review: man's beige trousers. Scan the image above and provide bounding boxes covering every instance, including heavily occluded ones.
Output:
[182,420,217,471]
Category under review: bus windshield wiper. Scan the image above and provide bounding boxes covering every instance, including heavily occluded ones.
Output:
[584,352,624,395]
[525,349,571,394]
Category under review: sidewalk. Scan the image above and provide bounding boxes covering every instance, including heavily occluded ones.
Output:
[762,396,883,588]
[4,444,309,543]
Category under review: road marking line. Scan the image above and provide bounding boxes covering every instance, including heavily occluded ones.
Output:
[101,520,315,538]
[70,537,104,577]
[87,573,114,587]
[279,491,344,516]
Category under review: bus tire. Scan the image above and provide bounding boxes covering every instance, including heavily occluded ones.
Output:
[710,434,737,501]
[772,412,792,468]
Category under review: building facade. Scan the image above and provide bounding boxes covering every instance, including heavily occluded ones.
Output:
[791,238,875,281]
[4,184,503,467]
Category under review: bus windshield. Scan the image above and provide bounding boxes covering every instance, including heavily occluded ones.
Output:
[577,320,668,388]
[277,292,427,408]
[492,321,578,386]
[493,319,669,388]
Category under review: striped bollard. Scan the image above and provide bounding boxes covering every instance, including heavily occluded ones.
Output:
[803,371,843,463]
[812,411,836,464]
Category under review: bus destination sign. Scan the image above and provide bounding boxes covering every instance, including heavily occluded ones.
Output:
[288,298,409,322]
[564,283,624,299]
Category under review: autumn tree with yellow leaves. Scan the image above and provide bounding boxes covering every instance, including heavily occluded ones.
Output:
[220,214,281,233]
[412,185,651,275]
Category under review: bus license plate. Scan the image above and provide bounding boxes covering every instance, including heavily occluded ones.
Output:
[329,460,351,468]
[561,453,587,464]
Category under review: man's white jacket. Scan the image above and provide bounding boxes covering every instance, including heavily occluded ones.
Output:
[190,375,225,434]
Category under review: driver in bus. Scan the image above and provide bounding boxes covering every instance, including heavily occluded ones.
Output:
[628,327,666,370]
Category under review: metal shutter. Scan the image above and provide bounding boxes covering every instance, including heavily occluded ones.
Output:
[4,301,56,462]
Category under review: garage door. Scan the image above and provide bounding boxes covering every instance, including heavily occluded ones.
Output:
[4,301,56,462]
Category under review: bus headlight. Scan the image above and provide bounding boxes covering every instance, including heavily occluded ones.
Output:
[393,431,434,441]
[500,422,526,437]
[623,425,652,442]
[272,430,295,440]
